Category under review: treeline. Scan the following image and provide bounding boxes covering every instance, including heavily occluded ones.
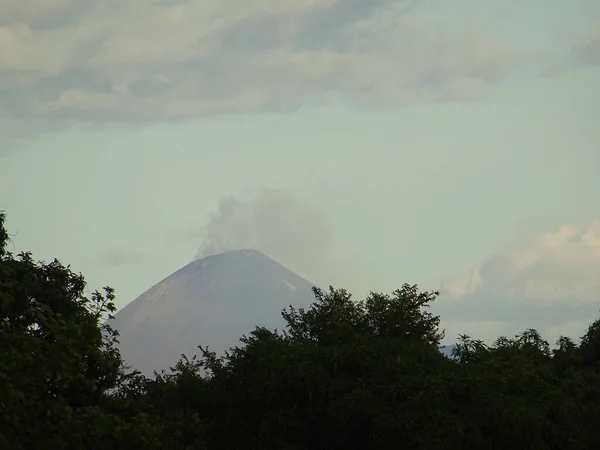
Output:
[1,211,600,450]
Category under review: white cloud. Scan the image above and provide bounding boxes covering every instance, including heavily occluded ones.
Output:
[437,219,600,344]
[442,219,600,305]
[0,0,533,126]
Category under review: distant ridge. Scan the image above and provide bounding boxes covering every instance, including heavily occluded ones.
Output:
[109,249,317,375]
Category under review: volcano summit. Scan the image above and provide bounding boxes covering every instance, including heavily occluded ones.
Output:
[109,249,317,376]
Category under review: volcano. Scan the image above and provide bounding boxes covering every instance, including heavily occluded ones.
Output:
[109,249,317,375]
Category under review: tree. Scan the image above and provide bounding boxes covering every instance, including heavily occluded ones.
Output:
[281,284,444,346]
[581,316,600,371]
[146,282,600,449]
[177,284,459,449]
[0,211,148,448]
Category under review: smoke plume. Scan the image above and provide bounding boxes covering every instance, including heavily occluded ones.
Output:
[195,187,352,288]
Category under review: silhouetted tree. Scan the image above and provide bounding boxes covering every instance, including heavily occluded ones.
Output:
[0,211,157,449]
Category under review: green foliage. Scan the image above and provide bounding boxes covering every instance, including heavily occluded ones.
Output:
[581,318,600,370]
[2,210,600,449]
[0,211,154,449]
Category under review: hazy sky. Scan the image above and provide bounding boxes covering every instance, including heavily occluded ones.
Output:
[1,0,600,345]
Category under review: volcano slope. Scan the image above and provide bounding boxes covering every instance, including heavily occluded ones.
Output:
[109,249,317,376]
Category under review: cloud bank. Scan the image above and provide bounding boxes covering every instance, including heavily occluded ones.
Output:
[1,0,532,126]
[437,219,600,345]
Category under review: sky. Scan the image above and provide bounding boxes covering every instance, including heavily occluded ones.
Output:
[1,0,600,346]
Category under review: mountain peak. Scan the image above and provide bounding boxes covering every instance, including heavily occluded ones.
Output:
[109,249,316,375]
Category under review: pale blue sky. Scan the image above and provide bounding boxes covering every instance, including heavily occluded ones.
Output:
[1,0,599,343]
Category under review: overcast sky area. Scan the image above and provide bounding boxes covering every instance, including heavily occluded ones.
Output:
[1,0,600,345]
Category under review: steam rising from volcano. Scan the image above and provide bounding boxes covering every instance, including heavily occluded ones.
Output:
[196,188,330,281]
[195,187,360,289]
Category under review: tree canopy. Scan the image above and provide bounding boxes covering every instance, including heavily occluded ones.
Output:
[2,210,600,449]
